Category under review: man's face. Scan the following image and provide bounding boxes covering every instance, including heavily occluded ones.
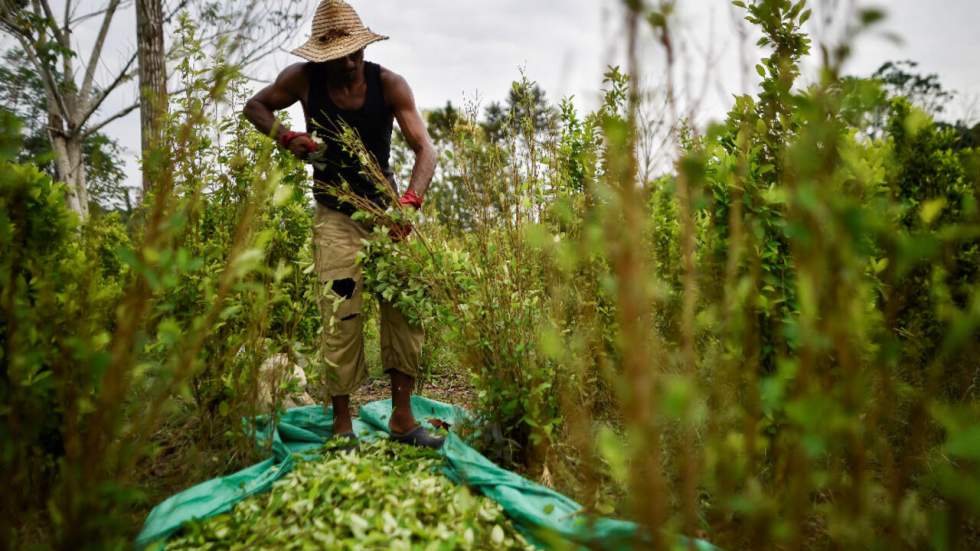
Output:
[326,49,364,83]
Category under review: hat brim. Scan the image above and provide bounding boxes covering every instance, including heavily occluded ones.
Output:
[291,31,388,63]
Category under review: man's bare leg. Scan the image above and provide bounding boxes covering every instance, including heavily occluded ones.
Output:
[388,370,419,434]
[387,370,445,448]
[331,394,353,435]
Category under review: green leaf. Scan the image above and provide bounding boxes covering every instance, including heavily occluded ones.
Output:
[231,248,265,277]
[946,425,980,460]
[919,197,947,225]
[272,184,292,207]
[491,525,504,544]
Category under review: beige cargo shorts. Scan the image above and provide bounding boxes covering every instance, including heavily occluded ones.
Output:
[312,203,424,398]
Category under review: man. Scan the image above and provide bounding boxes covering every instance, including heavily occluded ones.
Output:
[243,0,443,448]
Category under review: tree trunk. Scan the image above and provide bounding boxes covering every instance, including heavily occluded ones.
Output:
[51,135,90,219]
[47,108,90,219]
[136,0,168,193]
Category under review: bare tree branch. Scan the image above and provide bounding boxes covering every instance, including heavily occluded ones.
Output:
[69,1,133,26]
[240,73,273,85]
[164,0,190,23]
[75,0,185,128]
[77,51,138,131]
[0,0,30,37]
[10,30,72,124]
[228,40,284,72]
[81,0,122,102]
[35,0,77,88]
[69,0,204,139]
[33,0,67,48]
[80,81,192,140]
[82,100,140,139]
[67,0,81,23]
[187,0,311,79]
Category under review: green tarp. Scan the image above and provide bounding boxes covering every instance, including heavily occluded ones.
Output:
[136,397,719,550]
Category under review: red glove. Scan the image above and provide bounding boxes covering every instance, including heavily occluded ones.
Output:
[399,188,423,210]
[279,130,317,158]
[390,189,423,240]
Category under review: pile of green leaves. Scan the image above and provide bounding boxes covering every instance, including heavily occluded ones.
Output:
[167,439,532,550]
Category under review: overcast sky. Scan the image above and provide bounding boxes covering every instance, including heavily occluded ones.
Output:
[24,0,980,195]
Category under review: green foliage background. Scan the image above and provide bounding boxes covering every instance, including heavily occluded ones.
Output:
[2,1,980,550]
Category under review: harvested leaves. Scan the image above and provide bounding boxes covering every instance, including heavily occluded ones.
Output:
[167,439,533,550]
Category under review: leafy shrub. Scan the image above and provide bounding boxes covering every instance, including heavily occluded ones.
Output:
[2,17,323,546]
[0,128,128,543]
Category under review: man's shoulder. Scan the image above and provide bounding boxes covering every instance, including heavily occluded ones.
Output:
[278,62,310,82]
[377,64,406,87]
[376,64,411,105]
[266,62,310,102]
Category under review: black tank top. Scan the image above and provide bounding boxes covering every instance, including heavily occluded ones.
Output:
[304,61,396,215]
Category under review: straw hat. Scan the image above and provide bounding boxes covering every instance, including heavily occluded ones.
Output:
[291,0,388,63]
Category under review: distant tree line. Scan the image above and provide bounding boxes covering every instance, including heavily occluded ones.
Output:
[0,0,309,218]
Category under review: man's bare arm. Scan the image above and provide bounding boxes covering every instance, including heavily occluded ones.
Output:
[382,69,436,198]
[243,63,307,144]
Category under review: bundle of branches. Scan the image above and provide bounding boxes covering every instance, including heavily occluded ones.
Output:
[310,123,475,330]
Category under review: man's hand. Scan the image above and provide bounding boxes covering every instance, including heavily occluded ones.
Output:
[280,130,318,159]
[243,63,309,149]
[389,189,423,241]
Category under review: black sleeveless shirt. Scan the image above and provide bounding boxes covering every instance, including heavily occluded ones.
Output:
[304,61,396,215]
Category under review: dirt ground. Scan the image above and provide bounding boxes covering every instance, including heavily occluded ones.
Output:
[350,367,476,413]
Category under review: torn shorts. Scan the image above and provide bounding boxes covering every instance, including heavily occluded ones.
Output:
[312,203,424,398]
